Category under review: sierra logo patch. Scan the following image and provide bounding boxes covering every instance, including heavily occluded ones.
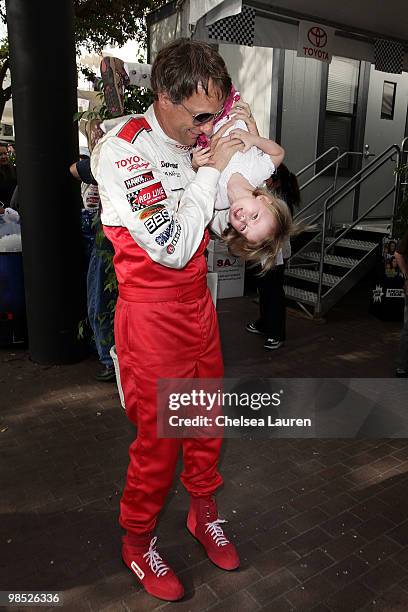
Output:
[139,204,165,220]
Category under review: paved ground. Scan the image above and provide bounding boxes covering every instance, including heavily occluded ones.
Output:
[1,281,408,611]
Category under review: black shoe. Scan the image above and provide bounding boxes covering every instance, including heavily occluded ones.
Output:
[245,321,264,335]
[395,369,408,378]
[95,365,116,382]
[264,338,284,350]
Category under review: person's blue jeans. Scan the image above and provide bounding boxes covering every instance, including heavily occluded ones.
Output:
[87,238,116,368]
[81,209,97,270]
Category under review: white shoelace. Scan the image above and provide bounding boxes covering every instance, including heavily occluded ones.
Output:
[205,519,230,547]
[143,536,169,577]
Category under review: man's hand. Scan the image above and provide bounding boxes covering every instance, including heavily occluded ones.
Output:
[192,146,213,170]
[210,133,245,172]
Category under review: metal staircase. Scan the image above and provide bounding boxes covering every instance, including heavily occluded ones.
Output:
[284,144,403,318]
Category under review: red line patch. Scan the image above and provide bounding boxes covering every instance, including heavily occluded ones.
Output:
[136,182,167,207]
[118,117,152,143]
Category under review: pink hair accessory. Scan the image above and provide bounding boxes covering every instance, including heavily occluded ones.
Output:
[196,85,240,149]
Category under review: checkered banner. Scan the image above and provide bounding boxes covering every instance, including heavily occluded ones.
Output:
[374,38,404,74]
[208,4,255,47]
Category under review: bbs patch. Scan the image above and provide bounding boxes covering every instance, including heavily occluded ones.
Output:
[143,208,170,234]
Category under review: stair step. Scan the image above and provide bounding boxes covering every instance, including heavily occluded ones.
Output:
[301,252,360,268]
[285,268,342,286]
[337,222,390,234]
[284,285,317,304]
[323,238,378,251]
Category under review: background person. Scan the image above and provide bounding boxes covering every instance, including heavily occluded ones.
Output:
[245,164,301,350]
[69,156,116,382]
[0,142,17,209]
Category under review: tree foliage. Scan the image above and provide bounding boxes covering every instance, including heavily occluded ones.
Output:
[0,0,164,122]
[1,0,164,51]
[73,0,163,52]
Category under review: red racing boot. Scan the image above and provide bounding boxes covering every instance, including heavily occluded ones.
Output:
[187,496,240,570]
[122,533,184,601]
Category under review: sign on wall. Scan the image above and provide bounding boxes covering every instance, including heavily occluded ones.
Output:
[370,237,405,321]
[297,21,335,64]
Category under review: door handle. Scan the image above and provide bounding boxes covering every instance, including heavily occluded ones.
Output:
[364,144,375,159]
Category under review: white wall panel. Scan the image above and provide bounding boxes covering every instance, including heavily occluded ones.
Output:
[219,44,273,139]
[281,50,322,173]
[149,14,181,61]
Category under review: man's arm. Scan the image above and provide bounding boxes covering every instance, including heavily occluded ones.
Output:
[92,134,242,269]
[70,158,98,185]
[209,209,229,237]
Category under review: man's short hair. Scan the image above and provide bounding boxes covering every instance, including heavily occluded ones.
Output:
[151,38,231,103]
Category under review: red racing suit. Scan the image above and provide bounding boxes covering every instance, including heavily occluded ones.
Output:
[91,106,224,535]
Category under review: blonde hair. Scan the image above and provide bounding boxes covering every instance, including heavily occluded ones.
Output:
[222,186,308,273]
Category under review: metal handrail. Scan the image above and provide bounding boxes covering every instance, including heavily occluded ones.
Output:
[314,144,401,313]
[296,145,399,237]
[294,150,363,222]
[290,149,390,262]
[296,146,339,179]
[293,147,340,226]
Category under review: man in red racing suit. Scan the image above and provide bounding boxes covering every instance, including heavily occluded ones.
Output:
[91,39,244,602]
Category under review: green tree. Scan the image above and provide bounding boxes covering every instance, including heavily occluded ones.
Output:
[0,0,163,122]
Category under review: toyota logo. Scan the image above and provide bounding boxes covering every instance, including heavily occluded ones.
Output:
[307,26,327,48]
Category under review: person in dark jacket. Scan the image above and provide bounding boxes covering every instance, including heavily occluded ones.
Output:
[245,163,300,350]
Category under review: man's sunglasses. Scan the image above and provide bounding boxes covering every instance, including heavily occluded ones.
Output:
[178,101,224,126]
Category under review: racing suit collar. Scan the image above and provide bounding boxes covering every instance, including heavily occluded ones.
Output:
[145,105,194,156]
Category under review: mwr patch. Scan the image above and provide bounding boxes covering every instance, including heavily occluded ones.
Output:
[135,182,167,207]
[117,117,151,143]
[124,172,154,190]
[155,220,175,245]
[144,209,170,234]
[166,221,181,253]
[139,204,165,220]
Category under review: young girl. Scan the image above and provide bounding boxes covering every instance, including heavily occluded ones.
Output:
[193,87,303,271]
